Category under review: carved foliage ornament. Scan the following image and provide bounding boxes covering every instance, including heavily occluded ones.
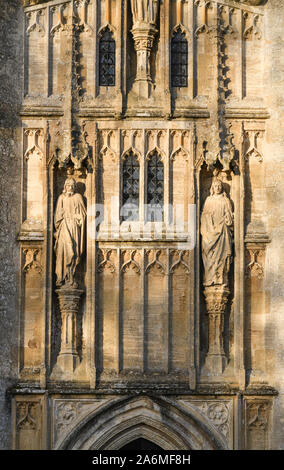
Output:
[247,401,270,431]
[56,401,78,433]
[197,401,230,439]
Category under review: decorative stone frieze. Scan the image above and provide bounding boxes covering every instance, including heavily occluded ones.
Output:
[180,398,234,448]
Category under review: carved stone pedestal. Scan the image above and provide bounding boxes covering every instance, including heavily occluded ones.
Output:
[51,288,83,381]
[204,286,230,376]
[130,0,159,99]
[131,26,157,99]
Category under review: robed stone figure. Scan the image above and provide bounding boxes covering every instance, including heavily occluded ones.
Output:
[131,0,159,24]
[54,177,86,288]
[201,177,233,287]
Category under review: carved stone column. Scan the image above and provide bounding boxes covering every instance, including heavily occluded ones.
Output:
[130,0,160,98]
[55,287,83,374]
[204,285,230,374]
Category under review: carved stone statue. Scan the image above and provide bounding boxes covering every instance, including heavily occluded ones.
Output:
[201,177,233,288]
[130,0,159,25]
[201,174,234,376]
[54,176,86,288]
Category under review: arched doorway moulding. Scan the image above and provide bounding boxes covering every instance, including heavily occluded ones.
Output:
[56,396,229,450]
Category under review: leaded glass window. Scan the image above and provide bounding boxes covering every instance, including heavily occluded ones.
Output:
[121,153,140,221]
[99,28,115,86]
[171,28,188,87]
[147,154,164,222]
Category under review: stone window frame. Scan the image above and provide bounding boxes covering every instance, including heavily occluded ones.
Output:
[120,148,165,227]
[121,151,140,222]
[98,26,116,87]
[170,26,189,88]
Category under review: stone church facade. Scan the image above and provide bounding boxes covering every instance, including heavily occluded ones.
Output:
[0,0,283,450]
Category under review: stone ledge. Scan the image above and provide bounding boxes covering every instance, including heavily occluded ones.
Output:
[23,0,52,6]
[20,106,64,117]
[225,108,270,120]
[9,385,278,398]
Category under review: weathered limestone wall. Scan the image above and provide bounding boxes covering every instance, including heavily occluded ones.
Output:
[0,0,23,450]
[0,0,284,450]
[263,0,284,450]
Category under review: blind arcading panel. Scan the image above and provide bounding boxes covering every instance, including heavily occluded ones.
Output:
[99,28,116,86]
[171,28,188,87]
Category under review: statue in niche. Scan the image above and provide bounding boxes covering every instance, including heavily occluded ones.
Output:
[54,175,86,288]
[201,173,233,287]
[130,0,159,25]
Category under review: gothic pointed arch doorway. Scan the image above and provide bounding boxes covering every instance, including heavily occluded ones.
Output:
[120,438,163,450]
[56,396,229,450]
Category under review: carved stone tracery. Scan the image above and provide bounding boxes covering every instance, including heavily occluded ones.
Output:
[16,402,40,430]
[23,248,42,274]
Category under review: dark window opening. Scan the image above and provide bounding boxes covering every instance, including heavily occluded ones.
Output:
[171,28,188,88]
[147,153,164,222]
[99,27,115,86]
[121,152,140,222]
